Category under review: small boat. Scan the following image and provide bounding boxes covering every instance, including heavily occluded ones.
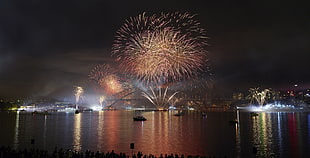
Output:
[32,111,51,115]
[83,109,93,112]
[57,107,76,113]
[133,115,147,121]
[229,119,239,124]
[174,112,184,116]
[250,112,259,117]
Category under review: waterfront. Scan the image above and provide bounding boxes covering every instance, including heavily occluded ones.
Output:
[0,111,309,158]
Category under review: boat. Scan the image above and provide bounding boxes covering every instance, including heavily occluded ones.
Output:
[83,109,93,112]
[57,107,76,113]
[229,110,239,124]
[202,113,207,117]
[174,112,184,116]
[133,115,147,121]
[32,111,51,115]
[229,119,239,124]
[75,110,80,114]
[250,112,259,117]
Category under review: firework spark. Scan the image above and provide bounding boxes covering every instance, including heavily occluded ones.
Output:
[89,64,123,94]
[248,88,271,107]
[89,64,116,81]
[112,12,208,85]
[142,87,178,110]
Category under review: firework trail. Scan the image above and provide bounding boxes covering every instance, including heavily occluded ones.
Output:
[74,86,84,109]
[142,87,178,110]
[112,12,208,86]
[89,64,123,95]
[99,95,105,107]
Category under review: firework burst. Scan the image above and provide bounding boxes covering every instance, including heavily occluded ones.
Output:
[112,12,208,86]
[89,64,123,95]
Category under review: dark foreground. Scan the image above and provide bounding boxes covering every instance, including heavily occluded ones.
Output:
[0,146,225,158]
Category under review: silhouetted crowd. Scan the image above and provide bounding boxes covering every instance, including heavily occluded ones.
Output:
[1,146,226,158]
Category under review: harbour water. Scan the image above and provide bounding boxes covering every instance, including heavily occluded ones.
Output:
[0,110,309,157]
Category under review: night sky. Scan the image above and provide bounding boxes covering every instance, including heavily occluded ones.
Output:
[0,0,309,99]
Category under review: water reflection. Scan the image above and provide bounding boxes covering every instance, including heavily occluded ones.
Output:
[251,112,310,157]
[73,113,82,151]
[43,115,47,149]
[277,112,283,158]
[288,113,297,157]
[252,113,275,157]
[13,111,20,150]
[235,111,240,158]
[105,111,121,150]
[3,111,310,157]
[308,115,310,147]
[156,111,169,152]
[97,111,104,149]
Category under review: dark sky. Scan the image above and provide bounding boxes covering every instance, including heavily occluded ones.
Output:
[0,0,309,99]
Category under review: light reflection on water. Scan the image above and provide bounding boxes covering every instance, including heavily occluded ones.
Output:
[252,113,275,157]
[1,111,309,157]
[73,113,81,151]
[13,111,20,150]
[234,111,241,158]
[277,112,283,158]
[97,111,104,149]
[308,115,310,147]
[250,112,310,158]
